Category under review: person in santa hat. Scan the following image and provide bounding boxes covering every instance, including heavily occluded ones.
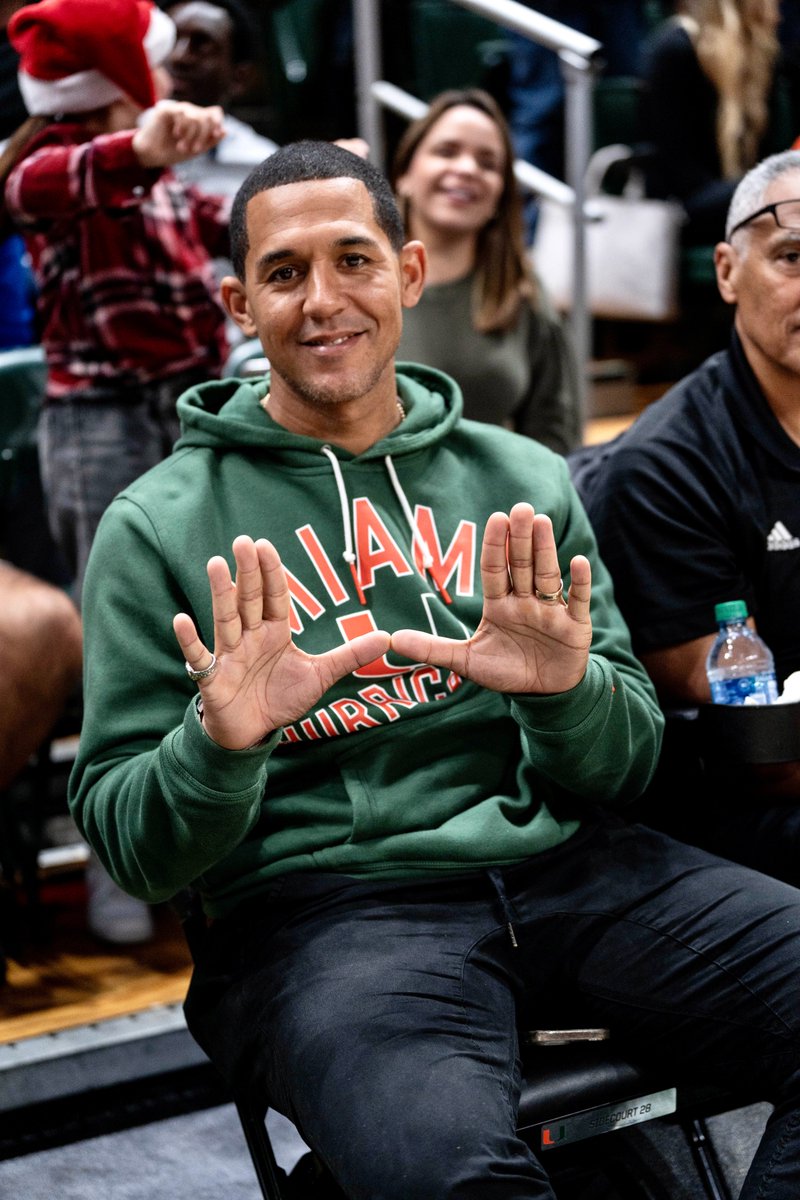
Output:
[1,0,230,945]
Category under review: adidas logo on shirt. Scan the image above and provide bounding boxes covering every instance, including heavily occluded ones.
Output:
[766,521,800,551]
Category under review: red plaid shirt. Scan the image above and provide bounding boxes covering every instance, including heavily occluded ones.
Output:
[5,123,231,399]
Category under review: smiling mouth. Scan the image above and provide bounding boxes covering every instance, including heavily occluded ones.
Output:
[441,185,480,203]
[302,332,361,349]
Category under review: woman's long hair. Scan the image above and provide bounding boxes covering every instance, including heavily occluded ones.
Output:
[390,88,535,334]
[0,115,48,234]
[679,0,780,178]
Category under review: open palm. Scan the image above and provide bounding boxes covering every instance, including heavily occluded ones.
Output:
[390,504,592,696]
[174,535,390,750]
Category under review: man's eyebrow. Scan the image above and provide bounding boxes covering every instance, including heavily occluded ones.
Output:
[256,248,294,271]
[766,229,800,247]
[255,235,383,272]
[334,235,382,251]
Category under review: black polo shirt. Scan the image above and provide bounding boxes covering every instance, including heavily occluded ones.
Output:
[579,331,800,687]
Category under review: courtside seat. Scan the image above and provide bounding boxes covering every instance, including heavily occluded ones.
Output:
[227,1032,750,1199]
[175,887,751,1200]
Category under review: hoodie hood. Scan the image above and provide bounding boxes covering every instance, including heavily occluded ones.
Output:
[173,361,465,607]
[174,361,463,461]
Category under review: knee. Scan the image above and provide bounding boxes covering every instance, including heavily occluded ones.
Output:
[328,1129,542,1200]
[41,587,83,684]
[2,561,82,685]
[0,561,82,787]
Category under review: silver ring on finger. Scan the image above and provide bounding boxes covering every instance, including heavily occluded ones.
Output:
[185,653,218,682]
[535,581,567,606]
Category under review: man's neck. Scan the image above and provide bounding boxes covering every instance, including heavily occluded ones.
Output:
[740,335,800,447]
[263,379,404,455]
[767,390,800,446]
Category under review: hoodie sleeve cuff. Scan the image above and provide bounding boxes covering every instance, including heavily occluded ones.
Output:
[509,657,610,735]
[168,695,281,795]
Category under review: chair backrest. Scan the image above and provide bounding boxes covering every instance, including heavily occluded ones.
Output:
[408,0,511,102]
[592,76,646,157]
[0,345,46,453]
[0,345,46,505]
[222,338,269,380]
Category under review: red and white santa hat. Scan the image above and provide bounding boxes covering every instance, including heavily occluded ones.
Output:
[9,0,176,116]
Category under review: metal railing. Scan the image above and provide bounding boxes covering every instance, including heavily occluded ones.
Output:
[351,0,603,417]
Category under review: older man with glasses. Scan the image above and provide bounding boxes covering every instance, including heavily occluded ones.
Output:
[576,146,800,887]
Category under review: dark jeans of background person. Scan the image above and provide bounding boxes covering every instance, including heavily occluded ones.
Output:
[186,815,800,1199]
[507,1,647,182]
[38,368,205,605]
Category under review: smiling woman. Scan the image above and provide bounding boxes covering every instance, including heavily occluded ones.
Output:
[391,89,583,455]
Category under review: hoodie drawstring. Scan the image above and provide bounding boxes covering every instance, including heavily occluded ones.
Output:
[320,446,452,606]
[320,445,366,605]
[486,868,519,949]
[384,455,451,603]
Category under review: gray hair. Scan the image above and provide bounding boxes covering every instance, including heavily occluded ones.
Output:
[726,149,800,240]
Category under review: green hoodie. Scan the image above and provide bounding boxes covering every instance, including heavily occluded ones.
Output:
[70,364,663,917]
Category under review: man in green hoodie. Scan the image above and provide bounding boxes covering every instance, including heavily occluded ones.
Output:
[70,141,800,1199]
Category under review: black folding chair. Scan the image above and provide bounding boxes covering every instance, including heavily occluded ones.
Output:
[173,888,754,1200]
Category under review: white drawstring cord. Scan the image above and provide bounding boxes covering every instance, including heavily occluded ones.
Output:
[320,444,356,567]
[320,444,365,603]
[384,454,434,573]
[319,446,450,605]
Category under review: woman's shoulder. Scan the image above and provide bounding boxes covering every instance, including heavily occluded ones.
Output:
[643,17,695,71]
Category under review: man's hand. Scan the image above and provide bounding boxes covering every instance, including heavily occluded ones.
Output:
[390,503,592,696]
[132,100,226,168]
[333,137,370,159]
[173,536,391,750]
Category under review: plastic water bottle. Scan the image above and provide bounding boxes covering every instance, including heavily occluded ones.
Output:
[705,600,778,706]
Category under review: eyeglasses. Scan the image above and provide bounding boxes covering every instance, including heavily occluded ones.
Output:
[728,199,800,240]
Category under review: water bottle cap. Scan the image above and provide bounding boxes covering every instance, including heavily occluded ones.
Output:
[714,599,748,623]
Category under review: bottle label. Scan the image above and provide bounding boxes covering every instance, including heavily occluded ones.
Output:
[709,673,779,706]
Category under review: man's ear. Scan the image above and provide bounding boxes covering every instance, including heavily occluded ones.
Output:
[220,274,258,337]
[399,239,427,309]
[714,241,739,306]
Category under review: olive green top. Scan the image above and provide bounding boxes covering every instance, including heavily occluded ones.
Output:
[398,271,582,454]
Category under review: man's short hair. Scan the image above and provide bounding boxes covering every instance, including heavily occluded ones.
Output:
[229,140,406,279]
[726,149,800,241]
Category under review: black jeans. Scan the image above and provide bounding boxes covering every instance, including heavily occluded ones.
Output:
[185,817,800,1199]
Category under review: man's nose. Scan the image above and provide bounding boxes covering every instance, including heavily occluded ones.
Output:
[303,265,345,316]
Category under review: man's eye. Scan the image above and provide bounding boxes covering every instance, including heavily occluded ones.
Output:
[343,254,368,268]
[268,265,297,283]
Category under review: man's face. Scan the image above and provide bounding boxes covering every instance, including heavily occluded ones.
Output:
[223,177,424,413]
[166,1,234,107]
[717,170,800,384]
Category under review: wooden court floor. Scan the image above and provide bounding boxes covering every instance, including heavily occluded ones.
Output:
[0,871,192,1044]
